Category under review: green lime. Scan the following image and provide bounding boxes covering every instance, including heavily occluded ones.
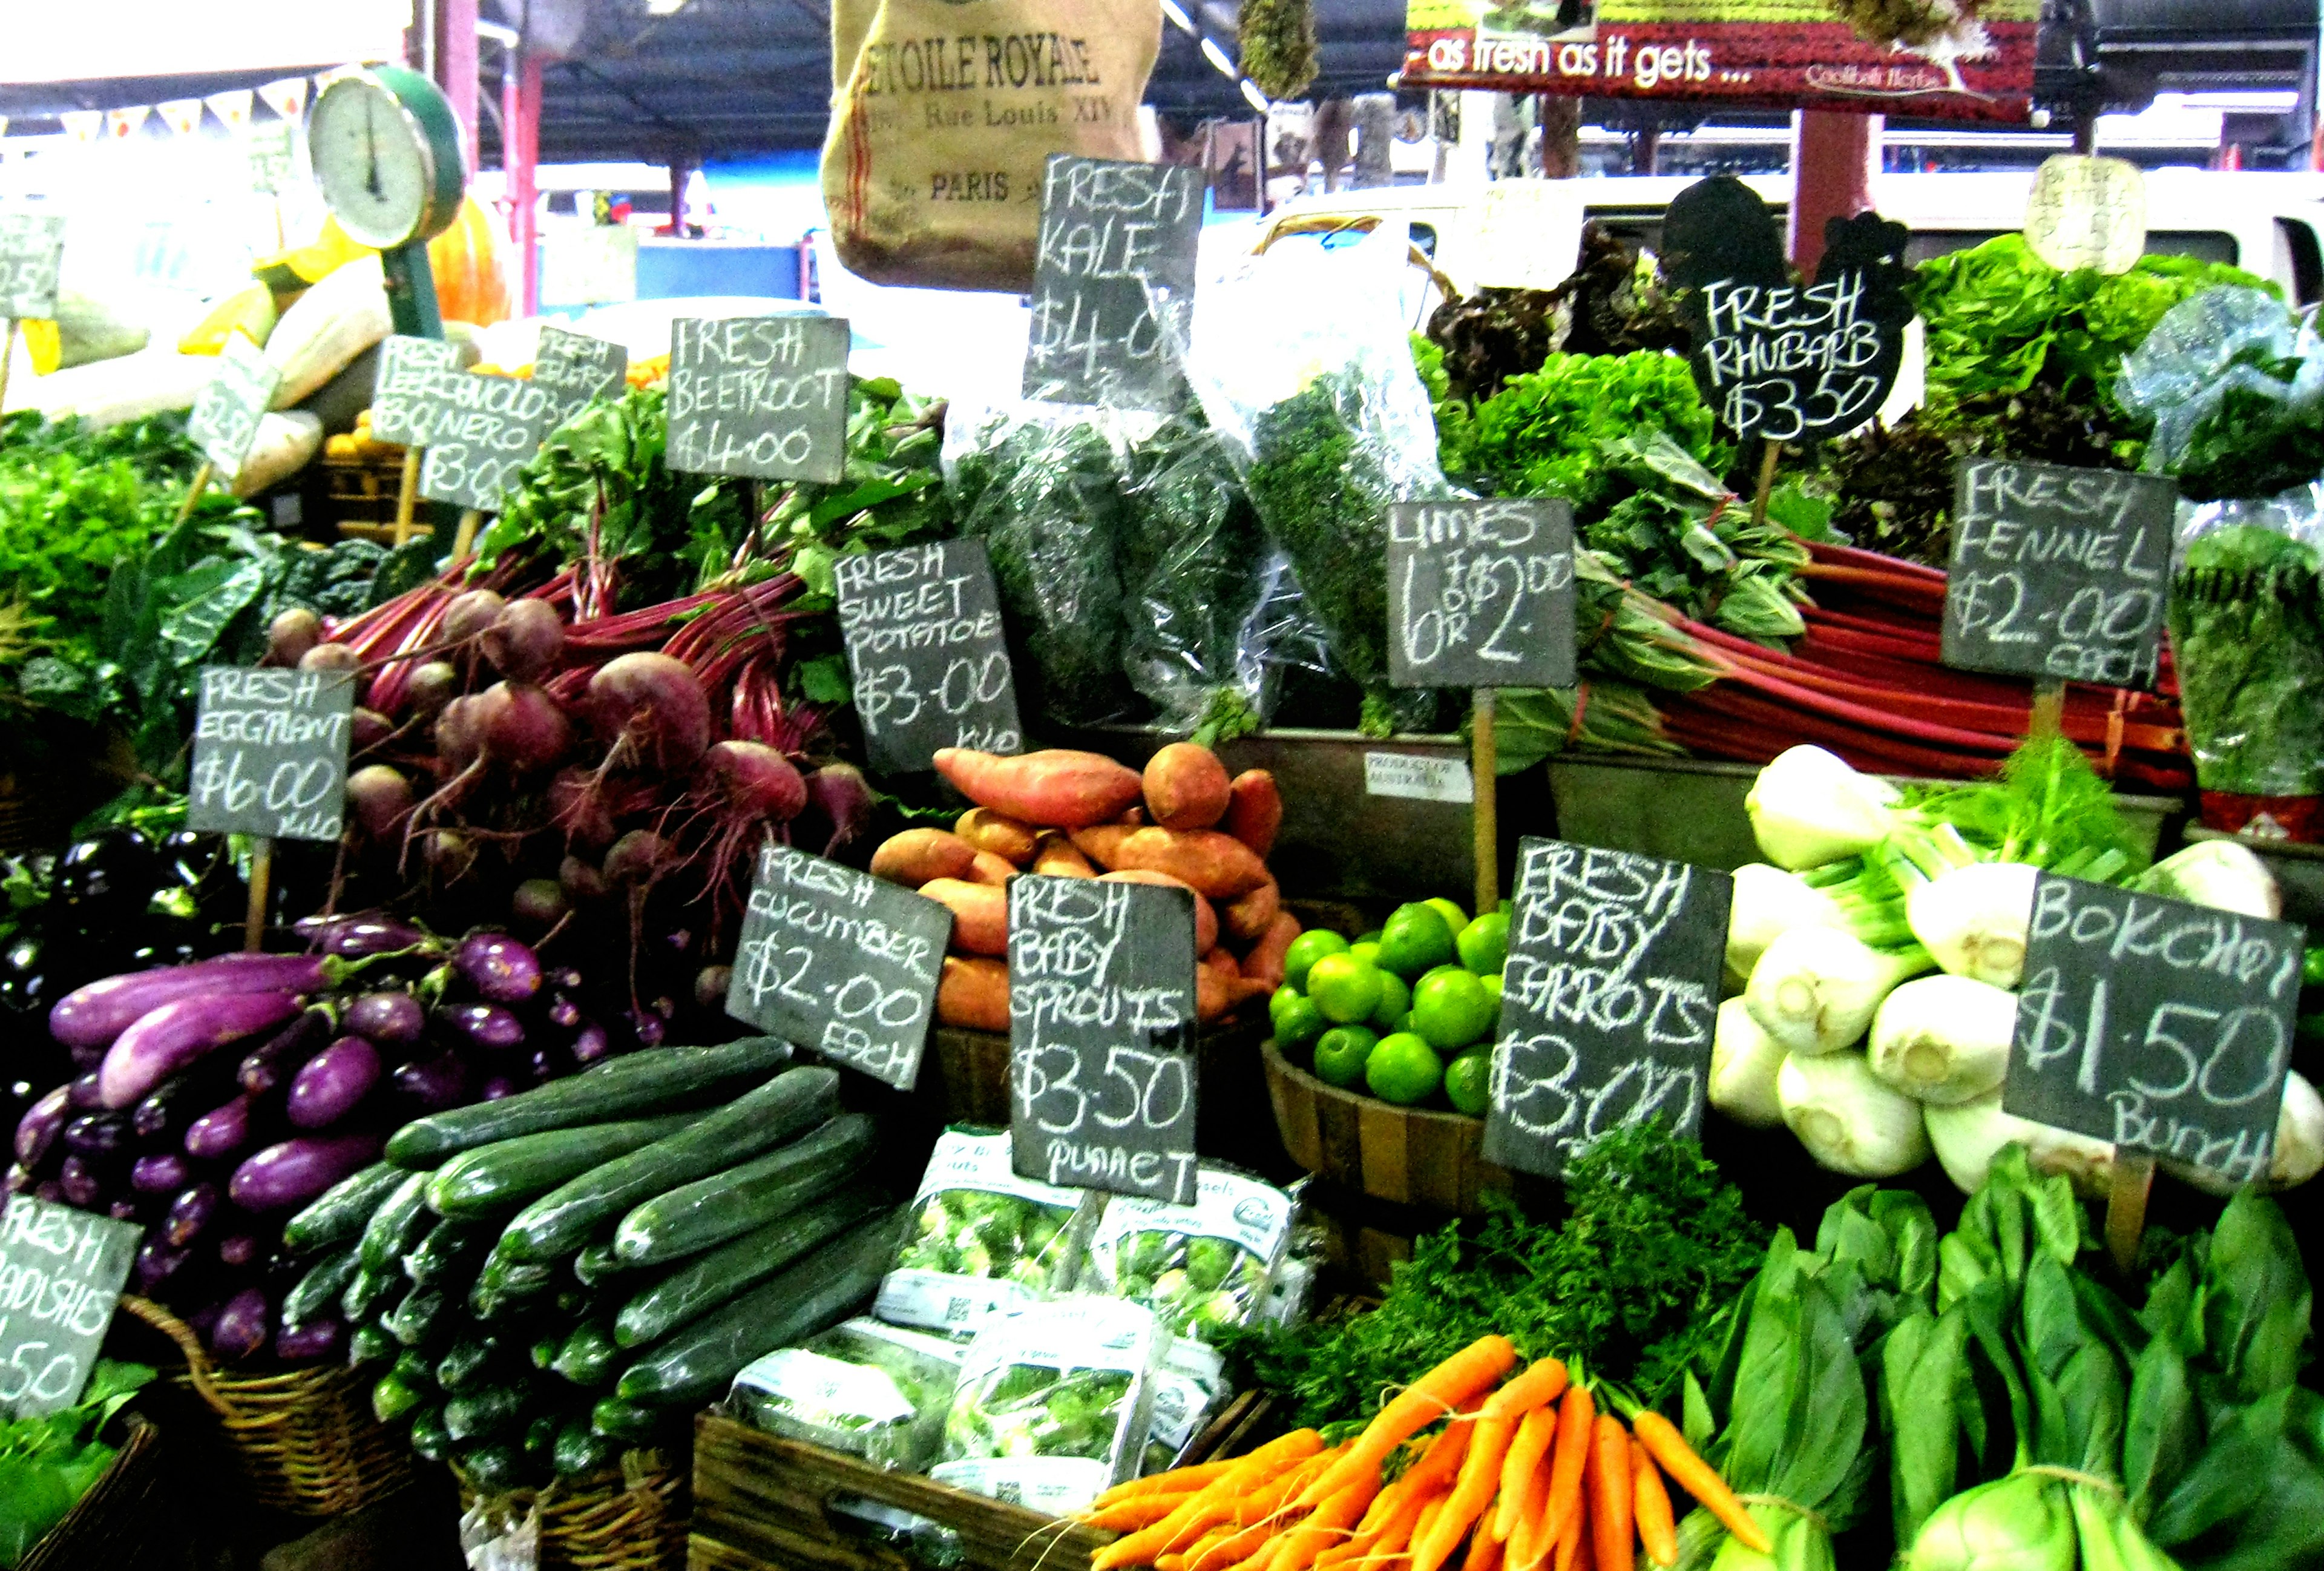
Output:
[1411,969,1497,1052]
[1457,912,1511,978]
[1307,953,1385,1025]
[1282,929,1349,992]
[1355,930,1384,946]
[1367,1032,1445,1105]
[1369,971,1411,1033]
[1270,986,1327,1048]
[1423,898,1469,940]
[1313,1026,1380,1089]
[1376,904,1456,980]
[1480,972,1503,1012]
[1445,1051,1493,1116]
[1348,941,1383,969]
[1418,963,1465,989]
[1382,1012,1412,1036]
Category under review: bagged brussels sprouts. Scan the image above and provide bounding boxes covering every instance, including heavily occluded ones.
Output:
[875,1128,1095,1338]
[728,1317,965,1471]
[931,1297,1162,1513]
[1138,1334,1229,1476]
[1078,1166,1293,1342]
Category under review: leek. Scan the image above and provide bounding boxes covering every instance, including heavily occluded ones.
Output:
[1868,974,2015,1105]
[1710,997,1788,1128]
[1746,927,1933,1056]
[1906,861,2038,987]
[1746,744,1900,870]
[1922,1090,2115,1198]
[1777,1050,1931,1177]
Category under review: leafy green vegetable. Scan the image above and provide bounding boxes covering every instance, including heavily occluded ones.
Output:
[1459,352,1728,513]
[2167,344,2324,502]
[895,1185,1077,1296]
[268,539,390,625]
[2167,524,2324,796]
[0,1359,153,1569]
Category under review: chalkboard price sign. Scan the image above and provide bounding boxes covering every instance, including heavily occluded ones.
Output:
[1483,837,1730,1178]
[667,315,850,484]
[0,1196,142,1418]
[1388,498,1577,689]
[835,540,1024,773]
[186,330,284,482]
[1008,874,1199,1204]
[1942,458,2175,690]
[0,212,66,321]
[369,335,464,446]
[726,843,953,1090]
[534,324,629,421]
[417,372,560,512]
[188,667,356,841]
[2006,874,2300,1184]
[1023,155,1204,410]
[246,121,297,195]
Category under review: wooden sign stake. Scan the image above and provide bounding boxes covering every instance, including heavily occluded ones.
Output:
[2106,1151,2155,1276]
[244,837,273,953]
[0,318,15,415]
[1748,440,1783,529]
[1472,689,1498,918]
[452,509,482,561]
[392,449,422,545]
[175,461,217,525]
[2029,676,2067,743]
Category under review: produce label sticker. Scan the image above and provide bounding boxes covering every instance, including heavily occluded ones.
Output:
[1364,753,1474,805]
[186,330,283,483]
[188,666,356,842]
[1472,182,1586,293]
[726,843,953,1092]
[1008,874,1200,1205]
[1942,458,2175,690]
[246,120,297,194]
[666,315,850,485]
[1484,836,1728,1178]
[0,212,65,321]
[2006,874,2299,1182]
[1023,155,1203,411]
[1388,498,1577,689]
[416,372,561,512]
[834,540,1024,775]
[0,1196,141,1418]
[533,324,629,423]
[369,335,464,447]
[2023,156,2146,275]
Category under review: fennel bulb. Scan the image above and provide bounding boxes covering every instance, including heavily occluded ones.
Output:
[1711,998,1788,1128]
[2163,1069,2324,1194]
[1726,863,1846,985]
[1907,862,2037,987]
[1923,1092,2115,1198]
[1905,1472,2076,1571]
[1777,1050,1931,1177]
[1745,927,1932,1056]
[1868,975,2015,1105]
[1745,745,1900,871]
[2132,840,2281,919]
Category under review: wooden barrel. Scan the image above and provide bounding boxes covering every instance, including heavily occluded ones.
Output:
[1262,1038,1511,1213]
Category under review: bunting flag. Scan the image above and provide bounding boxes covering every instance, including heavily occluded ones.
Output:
[205,89,255,131]
[105,105,151,140]
[256,77,310,124]
[157,98,206,137]
[57,111,102,145]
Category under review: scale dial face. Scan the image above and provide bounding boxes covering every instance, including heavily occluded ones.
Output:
[309,74,442,249]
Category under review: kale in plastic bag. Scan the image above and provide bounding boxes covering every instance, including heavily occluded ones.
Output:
[2168,522,2324,797]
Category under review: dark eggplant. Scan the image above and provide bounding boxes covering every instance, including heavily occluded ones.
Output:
[107,1198,139,1222]
[130,1153,191,1195]
[344,991,425,1046]
[276,1318,345,1363]
[286,1038,382,1130]
[624,1007,667,1048]
[547,995,583,1030]
[14,1085,69,1167]
[5,1166,33,1196]
[67,1074,103,1111]
[49,954,329,1050]
[135,1236,191,1291]
[134,1070,223,1139]
[307,915,434,959]
[165,1182,220,1247]
[436,1003,524,1052]
[210,1288,271,1363]
[217,1233,264,1270]
[392,1053,471,1113]
[98,990,304,1110]
[237,1009,332,1097]
[62,1113,131,1159]
[568,1024,612,1066]
[453,934,543,1004]
[32,1181,62,1204]
[229,1135,383,1211]
[479,1076,519,1102]
[185,1095,254,1160]
[524,1046,567,1084]
[56,1157,101,1208]
[67,1042,103,1072]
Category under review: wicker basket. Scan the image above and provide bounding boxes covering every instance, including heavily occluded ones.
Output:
[119,1293,414,1517]
[462,1451,691,1571]
[18,1411,168,1571]
[1263,1038,1511,1212]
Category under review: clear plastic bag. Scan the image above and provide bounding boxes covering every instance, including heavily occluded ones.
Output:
[1077,1166,1293,1343]
[875,1128,1096,1339]
[2168,493,2324,797]
[727,1317,965,1470]
[2118,286,2324,498]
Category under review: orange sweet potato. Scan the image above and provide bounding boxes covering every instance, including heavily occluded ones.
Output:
[1241,910,1302,992]
[937,957,1010,1032]
[967,851,1018,888]
[1100,870,1218,956]
[933,748,1143,829]
[1196,963,1232,1024]
[870,829,977,889]
[1143,743,1232,831]
[1224,770,1282,858]
[919,878,1008,957]
[1106,827,1270,900]
[956,808,1039,866]
[1223,878,1281,944]
[1032,834,1096,877]
[1069,824,1134,869]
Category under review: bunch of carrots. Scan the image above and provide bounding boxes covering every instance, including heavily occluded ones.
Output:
[1078,1336,1768,1571]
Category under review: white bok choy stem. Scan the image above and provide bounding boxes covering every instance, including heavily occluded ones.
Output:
[1867,973,2016,1105]
[1745,926,1933,1056]
[1923,1093,2116,1198]
[1710,998,1788,1128]
[2164,1070,2324,1194]
[1907,861,2038,987]
[1776,1050,1931,1177]
[1744,745,1901,871]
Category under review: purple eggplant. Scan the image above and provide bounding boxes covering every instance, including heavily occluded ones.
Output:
[624,1007,668,1049]
[548,967,582,992]
[108,1197,140,1222]
[165,1182,219,1247]
[5,1165,33,1196]
[31,1181,62,1204]
[237,1009,332,1097]
[391,1053,470,1113]
[56,1156,102,1208]
[524,1046,568,1084]
[209,1287,271,1363]
[436,1003,524,1052]
[50,954,330,1050]
[275,1317,345,1364]
[286,1038,381,1130]
[63,1113,131,1159]
[98,991,304,1110]
[67,1073,104,1111]
[569,1024,612,1067]
[135,1236,192,1292]
[228,1135,381,1211]
[131,1153,191,1195]
[216,1233,263,1269]
[14,1085,69,1167]
[547,995,583,1030]
[185,1095,254,1160]
[135,1072,205,1139]
[67,1042,104,1072]
[453,933,543,1004]
[307,915,433,959]
[344,991,425,1046]
[479,1076,519,1102]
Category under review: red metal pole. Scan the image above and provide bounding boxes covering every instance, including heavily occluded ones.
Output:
[511,53,542,315]
[1788,109,1881,272]
[434,0,481,175]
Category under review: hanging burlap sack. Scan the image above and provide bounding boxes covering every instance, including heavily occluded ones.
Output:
[822,0,1163,292]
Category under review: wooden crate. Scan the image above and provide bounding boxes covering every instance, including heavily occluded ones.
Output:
[317,452,409,532]
[1263,1039,1511,1213]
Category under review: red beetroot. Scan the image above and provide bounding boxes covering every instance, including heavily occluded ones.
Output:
[589,653,711,773]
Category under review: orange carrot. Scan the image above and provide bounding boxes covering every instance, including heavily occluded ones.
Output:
[1483,1360,1570,1422]
[1315,1480,1437,1571]
[1551,1496,1586,1571]
[1540,1386,1596,1552]
[1463,1520,1507,1571]
[1262,1474,1380,1571]
[1094,1430,1326,1569]
[1296,1337,1520,1509]
[1507,1456,1554,1571]
[1494,1408,1559,1541]
[1629,1441,1676,1570]
[1412,1414,1517,1571]
[1164,1528,1236,1571]
[1088,1492,1201,1532]
[1629,1413,1770,1555]
[1094,1461,1238,1510]
[1587,1418,1633,1571]
[1186,1453,1340,1571]
[1411,1498,1447,1562]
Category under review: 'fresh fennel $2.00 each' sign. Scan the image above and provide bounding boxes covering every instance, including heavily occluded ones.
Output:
[2006,873,2300,1182]
[186,667,356,841]
[1484,837,1730,1178]
[1007,873,1200,1205]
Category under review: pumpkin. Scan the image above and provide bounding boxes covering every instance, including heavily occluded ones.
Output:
[428,196,512,328]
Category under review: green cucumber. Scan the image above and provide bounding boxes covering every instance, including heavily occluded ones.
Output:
[553,1417,619,1478]
[341,1266,401,1324]
[348,1322,397,1366]
[283,1247,359,1329]
[524,1412,562,1467]
[499,1067,838,1263]
[589,1395,668,1443]
[456,1441,529,1493]
[390,1349,437,1390]
[615,1185,884,1348]
[551,1319,620,1388]
[616,1210,900,1407]
[554,1287,594,1319]
[359,1171,435,1274]
[285,1162,408,1251]
[437,1336,501,1392]
[387,1286,451,1349]
[405,1217,495,1287]
[573,1240,629,1287]
[444,1383,530,1443]
[530,1332,563,1371]
[373,1371,427,1426]
[613,1113,876,1267]
[387,1040,790,1167]
[409,1406,451,1462]
[426,1113,698,1219]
